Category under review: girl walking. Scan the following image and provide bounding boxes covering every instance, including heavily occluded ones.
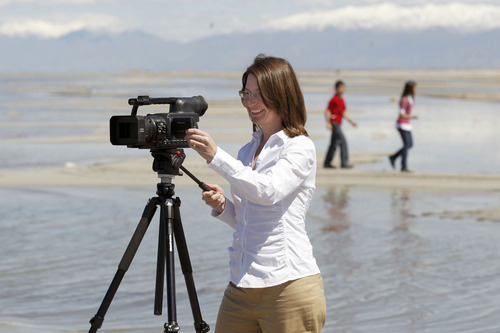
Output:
[389,81,419,172]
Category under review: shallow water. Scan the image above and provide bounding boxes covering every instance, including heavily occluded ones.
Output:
[1,73,499,173]
[1,185,500,332]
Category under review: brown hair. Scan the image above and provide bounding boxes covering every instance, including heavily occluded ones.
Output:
[241,54,308,137]
[401,80,417,100]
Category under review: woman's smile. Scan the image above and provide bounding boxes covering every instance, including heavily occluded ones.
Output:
[250,108,264,114]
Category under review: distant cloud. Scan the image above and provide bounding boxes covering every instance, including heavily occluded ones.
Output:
[265,3,500,33]
[0,14,122,38]
[2,1,499,41]
[0,0,94,5]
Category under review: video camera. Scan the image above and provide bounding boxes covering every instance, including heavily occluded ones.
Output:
[110,95,207,149]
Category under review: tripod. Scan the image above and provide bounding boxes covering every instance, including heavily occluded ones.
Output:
[89,149,210,333]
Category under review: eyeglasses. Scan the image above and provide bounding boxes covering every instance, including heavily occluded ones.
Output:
[238,90,262,101]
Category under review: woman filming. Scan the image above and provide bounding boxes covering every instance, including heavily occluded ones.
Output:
[185,54,326,333]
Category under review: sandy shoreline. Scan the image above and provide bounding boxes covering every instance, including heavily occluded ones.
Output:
[2,154,499,224]
[1,153,499,191]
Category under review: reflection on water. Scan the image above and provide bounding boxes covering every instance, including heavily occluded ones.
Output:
[391,188,417,232]
[322,186,351,233]
[310,186,500,333]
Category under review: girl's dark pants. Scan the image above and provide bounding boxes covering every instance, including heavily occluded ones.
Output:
[392,129,413,170]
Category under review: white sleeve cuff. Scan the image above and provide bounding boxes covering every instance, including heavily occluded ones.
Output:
[208,147,240,178]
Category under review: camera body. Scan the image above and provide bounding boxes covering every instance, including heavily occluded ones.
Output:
[110,95,207,149]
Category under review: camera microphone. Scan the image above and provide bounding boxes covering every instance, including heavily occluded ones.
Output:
[128,96,207,116]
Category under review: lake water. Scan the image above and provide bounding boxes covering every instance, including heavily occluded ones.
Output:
[1,185,499,333]
[1,73,499,173]
[1,73,500,332]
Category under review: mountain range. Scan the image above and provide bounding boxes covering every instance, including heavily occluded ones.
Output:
[1,27,499,72]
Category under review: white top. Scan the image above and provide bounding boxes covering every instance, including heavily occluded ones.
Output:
[208,129,321,288]
[396,95,414,131]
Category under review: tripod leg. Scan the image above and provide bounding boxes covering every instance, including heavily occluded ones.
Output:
[158,198,180,332]
[89,197,160,333]
[173,198,210,333]
[154,205,166,315]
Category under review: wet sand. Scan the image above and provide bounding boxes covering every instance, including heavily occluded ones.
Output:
[1,145,499,225]
[1,150,500,189]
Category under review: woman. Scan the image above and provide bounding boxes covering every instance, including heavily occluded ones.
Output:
[185,55,326,333]
[389,80,418,172]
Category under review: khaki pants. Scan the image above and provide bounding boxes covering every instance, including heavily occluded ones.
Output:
[215,274,326,333]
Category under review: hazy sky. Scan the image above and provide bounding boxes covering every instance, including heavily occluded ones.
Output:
[1,0,500,41]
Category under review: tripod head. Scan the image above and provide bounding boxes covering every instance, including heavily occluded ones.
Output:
[151,148,211,195]
[151,148,186,176]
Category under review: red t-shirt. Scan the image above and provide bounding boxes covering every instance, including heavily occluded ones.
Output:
[327,95,346,124]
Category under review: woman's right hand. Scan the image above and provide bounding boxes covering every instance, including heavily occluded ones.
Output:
[202,184,226,214]
[185,128,218,163]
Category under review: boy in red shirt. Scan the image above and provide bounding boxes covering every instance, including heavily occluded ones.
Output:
[324,80,357,168]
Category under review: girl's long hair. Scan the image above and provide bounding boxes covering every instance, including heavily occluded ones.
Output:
[401,80,417,101]
[241,54,308,137]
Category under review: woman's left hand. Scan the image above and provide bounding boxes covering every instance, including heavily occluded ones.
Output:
[185,128,217,163]
[202,183,226,214]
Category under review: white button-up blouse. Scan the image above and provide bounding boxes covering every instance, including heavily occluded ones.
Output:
[208,129,321,288]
